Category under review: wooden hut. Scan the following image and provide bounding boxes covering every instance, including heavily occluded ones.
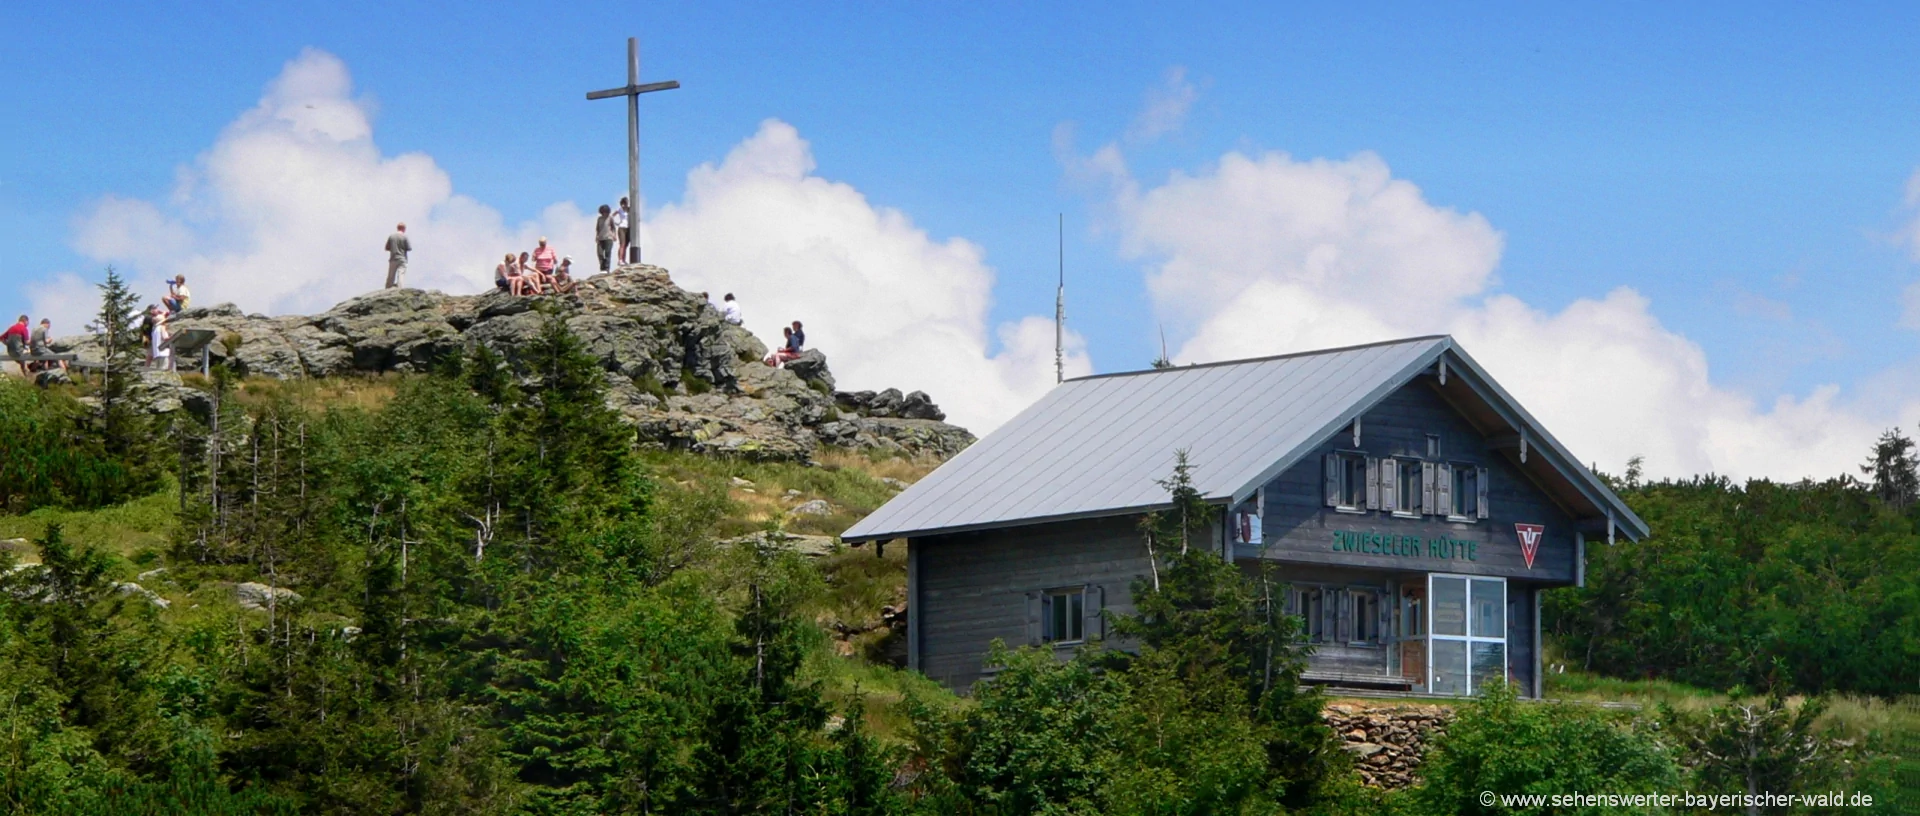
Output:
[843,336,1648,696]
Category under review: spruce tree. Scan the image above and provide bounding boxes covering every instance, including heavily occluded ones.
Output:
[91,267,158,491]
[1862,428,1920,510]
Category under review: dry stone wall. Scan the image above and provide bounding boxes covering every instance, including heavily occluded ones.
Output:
[1323,702,1453,790]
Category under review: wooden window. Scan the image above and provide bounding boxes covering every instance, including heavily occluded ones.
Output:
[1426,434,1442,458]
[1292,586,1330,643]
[1395,459,1422,515]
[1351,589,1383,645]
[1325,453,1369,510]
[1042,588,1085,643]
[1449,465,1491,519]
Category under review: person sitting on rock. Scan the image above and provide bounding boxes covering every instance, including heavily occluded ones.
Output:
[495,253,516,293]
[721,293,743,325]
[790,320,805,350]
[551,256,579,294]
[1,315,27,376]
[163,275,191,314]
[764,325,805,367]
[532,237,559,284]
[515,251,549,296]
[28,319,63,374]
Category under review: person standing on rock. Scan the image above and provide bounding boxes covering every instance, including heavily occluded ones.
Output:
[613,197,631,266]
[384,223,412,289]
[595,204,616,273]
[721,293,743,325]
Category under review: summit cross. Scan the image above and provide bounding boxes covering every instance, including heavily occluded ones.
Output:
[586,37,679,265]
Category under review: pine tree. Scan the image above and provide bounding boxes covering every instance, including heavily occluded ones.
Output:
[1861,428,1919,510]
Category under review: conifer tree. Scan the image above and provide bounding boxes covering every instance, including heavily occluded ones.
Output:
[1862,427,1920,510]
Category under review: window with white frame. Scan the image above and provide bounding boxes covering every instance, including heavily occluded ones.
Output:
[1428,575,1505,695]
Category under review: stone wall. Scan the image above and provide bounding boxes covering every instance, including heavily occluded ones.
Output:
[1323,702,1453,790]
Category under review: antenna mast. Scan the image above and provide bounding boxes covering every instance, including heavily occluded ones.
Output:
[1055,213,1065,384]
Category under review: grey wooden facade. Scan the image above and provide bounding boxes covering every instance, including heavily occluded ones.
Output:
[856,337,1646,699]
[910,515,1151,691]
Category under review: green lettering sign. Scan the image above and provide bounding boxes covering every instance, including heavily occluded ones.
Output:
[1335,530,1477,562]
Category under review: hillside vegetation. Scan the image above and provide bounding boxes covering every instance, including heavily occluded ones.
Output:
[0,273,1914,813]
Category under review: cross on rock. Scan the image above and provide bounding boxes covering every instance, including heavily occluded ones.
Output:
[587,37,679,265]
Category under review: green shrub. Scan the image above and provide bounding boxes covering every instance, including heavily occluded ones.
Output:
[1407,683,1681,815]
[0,379,153,511]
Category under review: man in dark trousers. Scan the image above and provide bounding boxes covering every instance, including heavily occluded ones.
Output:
[595,205,615,273]
[384,222,412,289]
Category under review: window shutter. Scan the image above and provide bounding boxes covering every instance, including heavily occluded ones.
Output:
[1380,460,1399,513]
[1421,462,1436,515]
[1365,458,1381,510]
[1338,590,1352,643]
[1026,592,1043,645]
[1477,466,1491,519]
[1083,585,1104,641]
[1323,454,1339,507]
[1436,463,1453,517]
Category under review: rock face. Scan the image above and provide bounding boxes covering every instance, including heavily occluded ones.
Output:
[1322,703,1452,790]
[235,582,302,611]
[56,266,975,461]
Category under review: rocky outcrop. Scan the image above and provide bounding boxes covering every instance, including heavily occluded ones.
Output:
[1323,703,1452,790]
[55,266,975,461]
[235,582,302,611]
[834,388,945,421]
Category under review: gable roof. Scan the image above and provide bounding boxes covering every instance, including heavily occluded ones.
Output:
[842,335,1649,544]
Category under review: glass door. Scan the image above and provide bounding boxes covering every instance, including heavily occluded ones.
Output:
[1428,574,1506,695]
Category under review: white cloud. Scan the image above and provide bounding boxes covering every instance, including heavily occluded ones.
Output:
[66,48,593,317]
[648,120,1089,432]
[1127,67,1198,144]
[24,273,97,338]
[41,50,1079,434]
[1090,140,1902,481]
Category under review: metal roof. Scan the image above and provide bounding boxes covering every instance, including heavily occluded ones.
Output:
[842,335,1648,543]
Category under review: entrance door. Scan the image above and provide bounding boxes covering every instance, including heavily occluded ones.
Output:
[1428,574,1506,695]
[1396,582,1426,691]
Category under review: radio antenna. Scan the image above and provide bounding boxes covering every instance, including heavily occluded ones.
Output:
[1055,213,1065,384]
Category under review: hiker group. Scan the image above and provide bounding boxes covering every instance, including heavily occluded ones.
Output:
[494,237,580,296]
[2,315,60,378]
[703,292,807,369]
[367,202,814,367]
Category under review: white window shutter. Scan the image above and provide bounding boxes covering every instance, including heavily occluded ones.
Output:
[1026,592,1043,645]
[1421,462,1436,515]
[1366,458,1381,510]
[1083,585,1104,641]
[1477,466,1491,519]
[1436,463,1454,517]
[1324,454,1339,507]
[1381,460,1399,513]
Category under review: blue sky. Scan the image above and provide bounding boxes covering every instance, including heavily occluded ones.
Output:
[7,2,1920,479]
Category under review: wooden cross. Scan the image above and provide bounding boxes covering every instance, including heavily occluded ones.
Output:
[587,37,679,265]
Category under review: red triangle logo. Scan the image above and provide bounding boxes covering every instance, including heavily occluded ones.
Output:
[1515,523,1545,569]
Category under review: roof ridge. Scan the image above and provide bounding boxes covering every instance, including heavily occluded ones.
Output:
[1066,334,1453,383]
